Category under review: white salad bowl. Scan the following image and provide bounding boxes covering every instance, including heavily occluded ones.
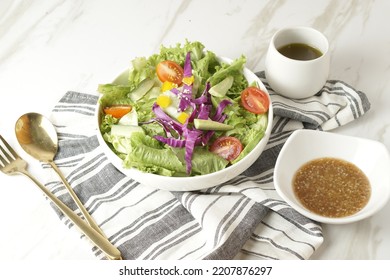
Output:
[96,57,273,191]
[274,129,390,224]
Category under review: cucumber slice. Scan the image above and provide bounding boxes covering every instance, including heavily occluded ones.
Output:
[209,76,234,97]
[118,109,138,126]
[193,119,233,131]
[129,78,154,102]
[110,125,144,137]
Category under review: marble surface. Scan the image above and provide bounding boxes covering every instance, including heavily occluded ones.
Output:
[0,0,389,260]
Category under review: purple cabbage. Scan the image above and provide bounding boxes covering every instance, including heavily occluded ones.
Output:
[183,129,202,174]
[193,82,211,105]
[170,87,180,95]
[178,52,193,112]
[154,135,186,148]
[183,52,192,77]
[212,99,232,122]
[152,104,183,136]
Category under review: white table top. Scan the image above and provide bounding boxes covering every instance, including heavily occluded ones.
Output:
[0,0,389,260]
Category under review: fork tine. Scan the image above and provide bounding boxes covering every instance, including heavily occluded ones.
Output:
[0,152,7,166]
[0,140,9,165]
[0,143,11,163]
[0,134,19,161]
[0,145,11,166]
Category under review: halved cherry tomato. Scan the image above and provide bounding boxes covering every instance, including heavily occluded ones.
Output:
[210,136,243,161]
[104,105,132,118]
[156,60,184,85]
[240,87,269,114]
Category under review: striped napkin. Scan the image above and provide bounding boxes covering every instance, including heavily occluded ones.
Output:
[43,71,370,260]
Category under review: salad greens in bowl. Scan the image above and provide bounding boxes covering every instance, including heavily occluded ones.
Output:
[96,41,273,191]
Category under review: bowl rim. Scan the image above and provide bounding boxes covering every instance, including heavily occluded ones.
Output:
[95,56,273,191]
[274,129,390,224]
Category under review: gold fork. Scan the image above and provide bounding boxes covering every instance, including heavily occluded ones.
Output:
[0,134,122,260]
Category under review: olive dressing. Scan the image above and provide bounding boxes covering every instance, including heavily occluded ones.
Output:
[277,43,323,61]
[293,157,371,218]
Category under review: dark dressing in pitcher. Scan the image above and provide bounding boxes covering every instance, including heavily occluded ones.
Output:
[278,43,322,61]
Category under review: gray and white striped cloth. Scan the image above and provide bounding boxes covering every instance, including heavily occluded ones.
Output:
[43,71,370,260]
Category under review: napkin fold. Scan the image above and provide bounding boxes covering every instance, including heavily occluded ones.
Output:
[43,71,370,260]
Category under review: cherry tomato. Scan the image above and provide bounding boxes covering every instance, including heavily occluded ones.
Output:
[210,136,243,161]
[240,87,269,114]
[156,60,184,85]
[104,105,132,118]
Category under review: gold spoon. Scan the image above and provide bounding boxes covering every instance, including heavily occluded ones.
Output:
[15,112,121,259]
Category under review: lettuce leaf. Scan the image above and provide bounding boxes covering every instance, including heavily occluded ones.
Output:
[208,55,248,97]
[231,114,268,163]
[171,147,229,175]
[125,40,207,92]
[100,114,118,133]
[122,133,186,176]
[98,84,133,109]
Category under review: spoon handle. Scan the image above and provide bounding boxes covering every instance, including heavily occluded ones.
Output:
[49,161,106,237]
[21,170,122,260]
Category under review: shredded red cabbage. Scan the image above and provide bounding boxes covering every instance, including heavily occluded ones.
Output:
[212,99,232,122]
[183,52,192,77]
[183,129,202,174]
[152,104,183,136]
[170,88,180,95]
[193,82,211,105]
[154,135,185,148]
[178,52,193,112]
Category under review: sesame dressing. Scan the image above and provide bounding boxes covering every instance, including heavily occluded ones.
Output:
[293,157,371,218]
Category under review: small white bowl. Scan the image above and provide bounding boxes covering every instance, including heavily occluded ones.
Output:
[274,129,390,224]
[96,57,273,191]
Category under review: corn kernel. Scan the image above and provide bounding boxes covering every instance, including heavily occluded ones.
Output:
[177,112,189,124]
[161,81,178,92]
[156,95,172,108]
[182,76,194,86]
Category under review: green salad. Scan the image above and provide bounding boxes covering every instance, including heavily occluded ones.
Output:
[98,41,269,177]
